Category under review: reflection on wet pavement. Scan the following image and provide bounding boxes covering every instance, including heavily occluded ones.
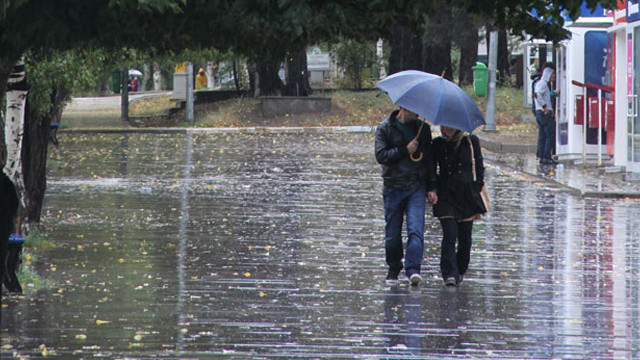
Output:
[2,131,640,359]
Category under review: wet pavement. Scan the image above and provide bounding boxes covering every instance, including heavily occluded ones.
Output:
[2,129,640,359]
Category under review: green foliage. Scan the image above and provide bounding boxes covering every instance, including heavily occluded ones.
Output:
[25,49,110,116]
[332,39,376,90]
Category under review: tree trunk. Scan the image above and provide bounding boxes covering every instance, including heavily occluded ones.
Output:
[206,61,215,88]
[0,58,15,168]
[376,38,387,79]
[283,50,312,97]
[256,59,283,96]
[422,42,452,80]
[247,62,257,96]
[4,60,28,216]
[453,7,479,86]
[153,61,163,91]
[22,89,67,225]
[233,59,240,91]
[142,63,151,91]
[458,40,478,86]
[388,25,422,74]
[497,29,511,85]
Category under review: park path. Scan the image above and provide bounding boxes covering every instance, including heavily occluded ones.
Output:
[2,131,639,358]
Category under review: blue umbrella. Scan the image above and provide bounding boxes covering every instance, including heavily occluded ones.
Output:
[376,70,485,133]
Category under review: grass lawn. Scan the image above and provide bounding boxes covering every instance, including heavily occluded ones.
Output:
[129,86,535,138]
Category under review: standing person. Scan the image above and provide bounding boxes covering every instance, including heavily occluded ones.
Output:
[534,63,557,165]
[195,67,208,89]
[130,76,138,92]
[431,126,486,287]
[375,107,437,286]
[529,67,541,159]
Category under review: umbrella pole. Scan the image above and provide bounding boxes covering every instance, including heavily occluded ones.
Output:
[410,120,425,162]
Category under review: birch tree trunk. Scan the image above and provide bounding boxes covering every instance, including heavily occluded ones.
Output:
[206,61,215,89]
[153,61,163,91]
[142,63,151,91]
[4,59,28,211]
[22,88,68,225]
[0,59,14,169]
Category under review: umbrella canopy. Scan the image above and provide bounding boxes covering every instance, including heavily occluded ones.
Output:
[376,70,485,133]
[128,69,143,76]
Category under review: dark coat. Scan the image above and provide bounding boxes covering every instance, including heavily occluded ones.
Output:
[375,110,436,190]
[432,134,485,219]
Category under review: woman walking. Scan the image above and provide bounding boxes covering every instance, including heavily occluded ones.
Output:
[430,126,487,287]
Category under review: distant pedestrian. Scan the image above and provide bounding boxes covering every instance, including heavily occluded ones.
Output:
[195,68,208,89]
[534,63,557,165]
[375,107,437,286]
[431,126,486,287]
[130,76,138,92]
[530,67,540,117]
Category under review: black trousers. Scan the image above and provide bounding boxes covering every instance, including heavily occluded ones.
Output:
[439,218,473,282]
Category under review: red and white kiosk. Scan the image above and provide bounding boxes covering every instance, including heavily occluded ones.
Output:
[622,0,640,173]
[555,11,614,165]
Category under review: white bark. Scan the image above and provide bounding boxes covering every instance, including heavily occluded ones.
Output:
[206,61,215,89]
[142,63,151,91]
[376,38,386,79]
[4,59,27,207]
[153,61,162,91]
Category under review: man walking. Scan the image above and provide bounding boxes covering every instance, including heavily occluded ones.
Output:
[375,107,437,286]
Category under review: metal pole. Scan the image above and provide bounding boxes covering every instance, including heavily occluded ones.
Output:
[583,87,587,166]
[186,62,194,124]
[484,31,498,131]
[597,89,602,167]
[120,67,129,123]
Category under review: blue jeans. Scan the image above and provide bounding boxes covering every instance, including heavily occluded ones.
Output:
[535,110,555,161]
[383,185,426,276]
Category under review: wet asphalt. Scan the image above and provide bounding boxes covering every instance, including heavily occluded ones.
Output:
[1,127,640,359]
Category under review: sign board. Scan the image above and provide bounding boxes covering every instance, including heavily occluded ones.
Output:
[613,0,626,24]
[307,46,330,71]
[628,0,640,23]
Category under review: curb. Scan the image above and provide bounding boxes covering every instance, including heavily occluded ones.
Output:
[476,134,537,154]
[58,125,379,135]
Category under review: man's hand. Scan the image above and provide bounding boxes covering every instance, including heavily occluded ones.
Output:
[407,139,419,154]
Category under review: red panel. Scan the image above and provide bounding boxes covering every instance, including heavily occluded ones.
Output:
[588,97,600,128]
[574,95,585,125]
[605,99,615,131]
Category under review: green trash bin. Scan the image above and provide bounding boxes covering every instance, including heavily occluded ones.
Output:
[472,62,487,97]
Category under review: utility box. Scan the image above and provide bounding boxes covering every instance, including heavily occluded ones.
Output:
[173,72,187,100]
[472,62,487,97]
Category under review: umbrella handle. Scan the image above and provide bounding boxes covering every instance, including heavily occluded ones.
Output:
[409,120,425,162]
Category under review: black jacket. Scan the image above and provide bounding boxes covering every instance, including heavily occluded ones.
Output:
[432,134,485,219]
[375,110,436,190]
